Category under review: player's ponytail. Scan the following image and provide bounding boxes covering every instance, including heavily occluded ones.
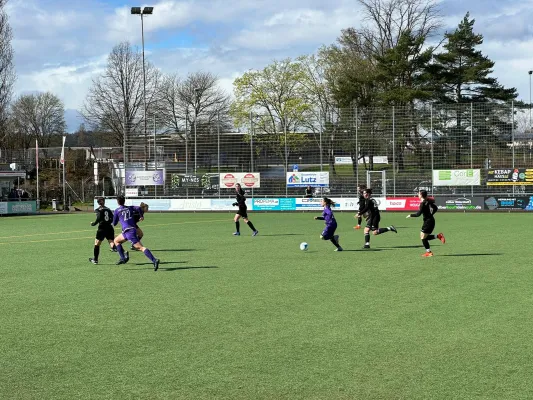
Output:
[323,197,335,207]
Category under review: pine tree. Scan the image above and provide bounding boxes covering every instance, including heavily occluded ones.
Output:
[430,13,518,166]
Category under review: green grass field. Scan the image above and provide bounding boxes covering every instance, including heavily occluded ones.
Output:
[1,211,532,399]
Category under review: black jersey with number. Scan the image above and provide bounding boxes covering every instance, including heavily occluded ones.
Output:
[93,206,114,228]
[410,199,438,220]
[359,198,380,218]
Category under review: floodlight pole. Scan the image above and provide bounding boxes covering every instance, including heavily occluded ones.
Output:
[141,11,148,170]
[194,87,201,174]
[527,71,533,132]
[131,6,153,171]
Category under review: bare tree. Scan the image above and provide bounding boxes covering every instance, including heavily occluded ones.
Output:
[157,73,184,137]
[82,42,161,147]
[358,0,441,57]
[0,0,16,139]
[180,72,231,130]
[10,92,66,153]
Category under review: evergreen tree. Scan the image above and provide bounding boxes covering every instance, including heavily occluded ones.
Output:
[429,13,518,167]
[375,30,435,169]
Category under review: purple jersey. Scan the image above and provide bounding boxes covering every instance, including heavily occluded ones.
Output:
[113,205,143,231]
[322,206,336,226]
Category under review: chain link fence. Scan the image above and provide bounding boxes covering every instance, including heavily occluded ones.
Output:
[3,102,532,202]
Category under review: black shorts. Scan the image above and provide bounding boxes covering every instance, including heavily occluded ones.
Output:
[237,207,248,219]
[96,226,115,241]
[366,214,380,230]
[421,219,435,234]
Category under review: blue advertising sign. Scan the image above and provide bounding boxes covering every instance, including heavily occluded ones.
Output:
[252,198,296,211]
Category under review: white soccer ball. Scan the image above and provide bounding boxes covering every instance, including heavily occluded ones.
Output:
[300,242,309,251]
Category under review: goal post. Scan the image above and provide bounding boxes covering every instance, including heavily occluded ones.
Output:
[366,170,386,197]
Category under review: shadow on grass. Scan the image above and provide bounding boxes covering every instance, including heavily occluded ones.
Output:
[260,233,304,236]
[124,262,218,271]
[341,248,388,252]
[128,261,187,267]
[161,266,218,271]
[150,249,196,252]
[441,253,503,257]
[381,245,423,249]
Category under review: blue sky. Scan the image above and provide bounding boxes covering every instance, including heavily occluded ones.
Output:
[5,0,533,131]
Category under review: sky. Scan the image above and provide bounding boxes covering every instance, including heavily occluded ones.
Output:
[5,0,533,131]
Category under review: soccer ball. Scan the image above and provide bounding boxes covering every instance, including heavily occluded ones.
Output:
[300,242,309,251]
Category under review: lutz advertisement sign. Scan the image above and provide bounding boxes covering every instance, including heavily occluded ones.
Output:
[286,172,330,187]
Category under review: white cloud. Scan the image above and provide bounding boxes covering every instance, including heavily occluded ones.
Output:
[14,56,107,110]
[6,0,533,112]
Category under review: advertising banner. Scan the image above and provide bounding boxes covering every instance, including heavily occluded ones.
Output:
[220,173,260,188]
[252,198,296,211]
[286,172,330,187]
[432,169,481,186]
[170,199,212,211]
[335,197,386,211]
[0,201,37,214]
[335,156,388,164]
[486,168,533,186]
[125,188,138,197]
[384,197,421,211]
[435,196,484,210]
[125,170,165,186]
[484,196,533,211]
[295,197,330,210]
[211,199,238,211]
[171,174,202,188]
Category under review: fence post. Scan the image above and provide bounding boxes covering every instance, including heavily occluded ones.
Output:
[154,114,157,198]
[250,111,254,171]
[250,111,254,198]
[392,106,396,197]
[218,112,221,199]
[319,109,323,172]
[123,109,127,196]
[470,102,473,197]
[511,101,515,194]
[355,106,358,188]
[284,117,288,197]
[430,104,434,196]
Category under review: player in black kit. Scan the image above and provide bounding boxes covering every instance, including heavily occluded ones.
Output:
[406,190,445,257]
[356,188,397,249]
[232,183,258,236]
[354,184,366,230]
[89,197,116,264]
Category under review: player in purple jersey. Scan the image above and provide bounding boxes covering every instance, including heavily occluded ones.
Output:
[314,197,342,251]
[130,202,149,251]
[112,195,160,271]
